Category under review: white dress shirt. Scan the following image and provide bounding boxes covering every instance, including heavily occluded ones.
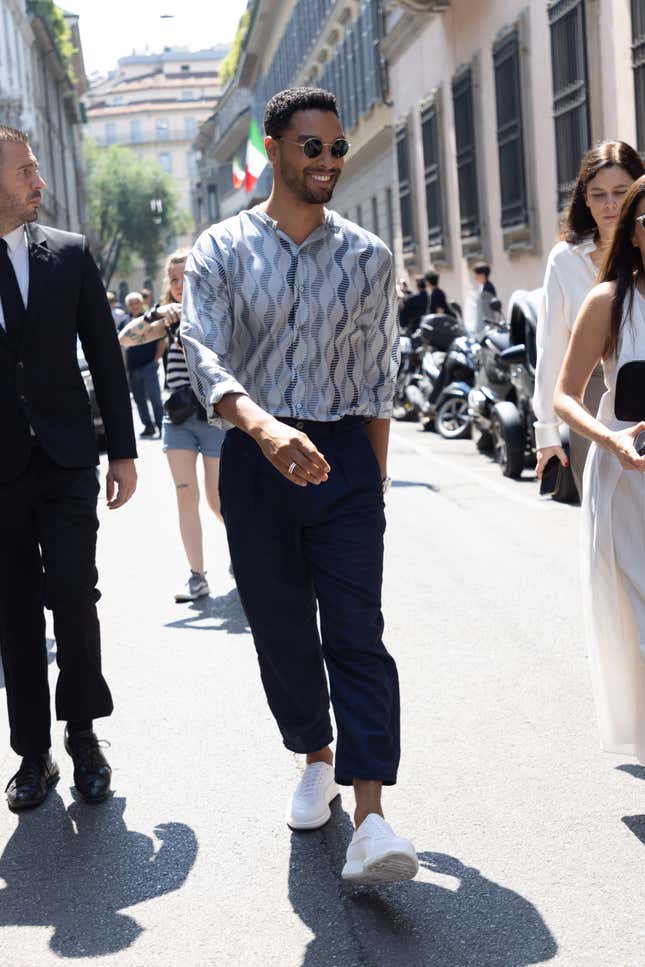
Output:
[0,224,29,330]
[533,237,598,449]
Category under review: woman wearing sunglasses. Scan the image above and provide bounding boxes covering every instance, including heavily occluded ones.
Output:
[554,175,645,765]
[534,142,643,496]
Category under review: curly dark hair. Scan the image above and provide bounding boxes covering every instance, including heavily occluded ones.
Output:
[599,174,645,358]
[563,141,644,244]
[263,87,339,139]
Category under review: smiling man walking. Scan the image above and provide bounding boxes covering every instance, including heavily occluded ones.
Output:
[182,88,418,884]
[0,126,137,812]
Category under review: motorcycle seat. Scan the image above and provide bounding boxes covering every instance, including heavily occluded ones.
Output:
[485,330,510,353]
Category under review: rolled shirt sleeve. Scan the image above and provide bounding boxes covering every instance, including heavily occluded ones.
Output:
[180,231,249,429]
[532,250,570,449]
[361,248,400,419]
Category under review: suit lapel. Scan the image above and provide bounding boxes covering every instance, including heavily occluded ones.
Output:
[24,223,54,342]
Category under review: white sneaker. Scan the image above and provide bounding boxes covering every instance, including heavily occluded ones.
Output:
[286,762,339,830]
[341,813,419,885]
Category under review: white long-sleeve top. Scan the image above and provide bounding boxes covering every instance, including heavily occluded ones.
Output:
[533,237,598,449]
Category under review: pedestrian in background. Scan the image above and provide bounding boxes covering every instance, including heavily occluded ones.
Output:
[106,290,127,330]
[425,270,450,315]
[399,274,428,333]
[555,174,645,765]
[534,141,644,493]
[0,125,137,812]
[121,291,165,438]
[119,251,225,602]
[182,87,418,886]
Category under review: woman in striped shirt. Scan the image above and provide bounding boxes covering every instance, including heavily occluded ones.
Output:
[119,250,225,603]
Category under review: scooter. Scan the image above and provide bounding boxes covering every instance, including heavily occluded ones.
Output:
[467,299,513,451]
[422,333,477,439]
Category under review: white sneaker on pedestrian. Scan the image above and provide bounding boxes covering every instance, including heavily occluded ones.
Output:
[286,762,339,830]
[174,571,209,603]
[341,813,419,885]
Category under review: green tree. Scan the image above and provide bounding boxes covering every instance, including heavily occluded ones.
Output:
[84,138,191,287]
[220,9,251,83]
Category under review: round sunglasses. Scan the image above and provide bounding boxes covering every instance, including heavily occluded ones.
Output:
[276,137,350,159]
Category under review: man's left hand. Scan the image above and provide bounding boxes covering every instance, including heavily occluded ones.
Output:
[106,459,137,509]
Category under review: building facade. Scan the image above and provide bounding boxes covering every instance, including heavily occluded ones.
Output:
[383,0,645,310]
[1,1,88,232]
[201,0,397,251]
[85,45,226,290]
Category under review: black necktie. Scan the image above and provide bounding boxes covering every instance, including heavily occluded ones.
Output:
[0,238,25,346]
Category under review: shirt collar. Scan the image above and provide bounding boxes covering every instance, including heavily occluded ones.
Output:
[249,206,336,244]
[570,236,597,255]
[2,224,27,256]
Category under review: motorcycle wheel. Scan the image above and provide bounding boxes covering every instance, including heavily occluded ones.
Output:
[491,403,524,479]
[436,396,471,440]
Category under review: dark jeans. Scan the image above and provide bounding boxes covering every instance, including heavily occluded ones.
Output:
[129,360,163,431]
[219,418,400,786]
[0,445,112,755]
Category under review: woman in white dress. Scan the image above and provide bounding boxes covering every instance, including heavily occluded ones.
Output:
[555,175,645,762]
[534,142,644,495]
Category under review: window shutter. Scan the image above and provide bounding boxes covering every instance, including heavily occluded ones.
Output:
[452,68,480,240]
[421,98,444,248]
[493,29,529,228]
[548,0,591,210]
[396,122,415,253]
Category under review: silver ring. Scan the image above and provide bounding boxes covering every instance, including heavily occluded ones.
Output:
[288,461,297,475]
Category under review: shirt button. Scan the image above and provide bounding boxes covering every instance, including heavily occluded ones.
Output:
[20,394,26,402]
[17,361,24,369]
[295,420,304,430]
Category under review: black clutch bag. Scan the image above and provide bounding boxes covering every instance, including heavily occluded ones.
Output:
[164,386,200,425]
[614,361,645,421]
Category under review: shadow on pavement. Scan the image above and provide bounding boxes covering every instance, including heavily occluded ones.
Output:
[622,815,645,845]
[288,799,557,967]
[164,587,249,635]
[392,480,438,493]
[0,792,197,958]
[616,763,645,781]
[0,638,56,690]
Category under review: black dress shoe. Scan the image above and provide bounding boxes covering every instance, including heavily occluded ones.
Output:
[6,752,60,812]
[64,728,112,803]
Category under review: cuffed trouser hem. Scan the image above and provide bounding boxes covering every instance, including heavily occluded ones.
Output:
[335,774,398,787]
[282,728,334,756]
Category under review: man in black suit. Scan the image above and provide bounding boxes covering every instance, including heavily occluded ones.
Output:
[398,275,429,334]
[0,126,137,811]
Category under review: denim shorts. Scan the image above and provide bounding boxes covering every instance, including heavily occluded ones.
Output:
[162,413,225,458]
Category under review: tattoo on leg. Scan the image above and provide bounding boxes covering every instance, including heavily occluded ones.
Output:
[176,483,190,489]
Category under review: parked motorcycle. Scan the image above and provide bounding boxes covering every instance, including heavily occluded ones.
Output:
[490,290,578,501]
[393,303,463,425]
[421,333,477,439]
[467,298,513,452]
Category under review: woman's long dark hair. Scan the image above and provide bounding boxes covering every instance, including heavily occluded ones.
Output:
[563,141,644,244]
[599,175,645,358]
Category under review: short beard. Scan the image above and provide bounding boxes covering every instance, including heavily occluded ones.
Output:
[281,162,336,205]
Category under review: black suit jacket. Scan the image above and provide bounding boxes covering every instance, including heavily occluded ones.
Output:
[0,223,137,483]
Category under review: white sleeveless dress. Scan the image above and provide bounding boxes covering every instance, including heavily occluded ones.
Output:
[581,288,645,762]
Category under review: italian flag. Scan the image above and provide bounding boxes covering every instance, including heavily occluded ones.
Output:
[245,117,268,192]
[232,155,245,190]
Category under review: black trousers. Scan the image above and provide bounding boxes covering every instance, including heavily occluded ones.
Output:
[0,445,112,756]
[219,419,401,786]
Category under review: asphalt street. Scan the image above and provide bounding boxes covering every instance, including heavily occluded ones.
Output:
[0,421,643,967]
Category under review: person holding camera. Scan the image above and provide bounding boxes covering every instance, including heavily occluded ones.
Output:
[119,250,224,602]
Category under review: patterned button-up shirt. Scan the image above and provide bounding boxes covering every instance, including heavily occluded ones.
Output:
[180,207,399,429]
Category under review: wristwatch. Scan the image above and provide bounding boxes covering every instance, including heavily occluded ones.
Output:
[382,476,392,495]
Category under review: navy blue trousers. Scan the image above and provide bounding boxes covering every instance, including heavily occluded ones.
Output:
[219,418,400,786]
